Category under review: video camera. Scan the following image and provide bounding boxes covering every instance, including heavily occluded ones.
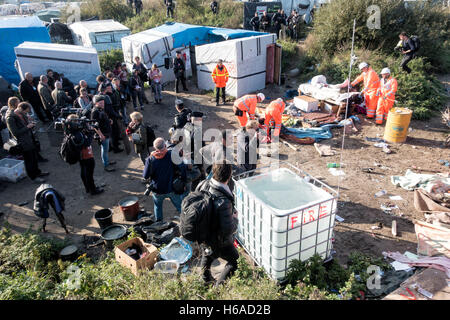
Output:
[60,117,99,135]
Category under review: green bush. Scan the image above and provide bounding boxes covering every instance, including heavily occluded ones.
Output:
[0,227,403,300]
[125,0,243,33]
[74,0,134,22]
[98,49,125,72]
[308,0,450,72]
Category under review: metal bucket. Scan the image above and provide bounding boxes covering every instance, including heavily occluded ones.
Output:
[119,196,140,221]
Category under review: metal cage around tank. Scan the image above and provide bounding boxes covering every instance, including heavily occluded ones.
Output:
[232,161,339,281]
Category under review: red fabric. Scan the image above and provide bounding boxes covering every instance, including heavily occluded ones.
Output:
[81,146,94,160]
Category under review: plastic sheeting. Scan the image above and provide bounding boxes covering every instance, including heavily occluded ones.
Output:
[15,42,101,88]
[196,34,276,97]
[0,16,50,85]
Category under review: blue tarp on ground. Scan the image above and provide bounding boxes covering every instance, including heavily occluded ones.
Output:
[0,16,51,85]
[151,22,267,48]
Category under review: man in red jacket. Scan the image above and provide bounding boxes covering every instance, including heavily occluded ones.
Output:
[211,59,229,106]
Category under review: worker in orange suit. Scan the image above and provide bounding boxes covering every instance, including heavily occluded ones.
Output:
[262,98,286,143]
[351,62,380,119]
[232,92,265,128]
[376,68,398,125]
[211,59,229,106]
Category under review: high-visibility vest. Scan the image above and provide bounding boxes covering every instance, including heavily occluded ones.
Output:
[377,77,398,102]
[263,98,285,137]
[234,95,258,119]
[351,67,380,96]
[211,64,229,88]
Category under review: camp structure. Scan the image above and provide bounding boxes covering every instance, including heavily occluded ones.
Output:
[35,8,61,23]
[121,22,279,97]
[69,20,131,52]
[0,4,19,16]
[0,15,51,85]
[196,34,280,97]
[15,42,101,88]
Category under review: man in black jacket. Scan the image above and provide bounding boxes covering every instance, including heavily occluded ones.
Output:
[260,11,271,33]
[196,162,238,286]
[271,9,282,39]
[210,0,218,14]
[19,72,48,123]
[172,99,192,130]
[132,56,149,104]
[398,32,416,74]
[165,0,174,18]
[91,95,116,172]
[130,69,145,110]
[101,83,123,154]
[250,12,260,31]
[6,102,49,183]
[173,51,188,93]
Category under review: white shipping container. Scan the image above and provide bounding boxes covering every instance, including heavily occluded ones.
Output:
[14,42,101,88]
[0,158,26,182]
[233,163,338,280]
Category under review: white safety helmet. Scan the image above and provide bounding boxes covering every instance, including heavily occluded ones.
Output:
[257,93,265,102]
[358,62,369,70]
[380,67,391,75]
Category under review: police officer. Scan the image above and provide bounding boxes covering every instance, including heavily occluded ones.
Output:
[250,12,260,31]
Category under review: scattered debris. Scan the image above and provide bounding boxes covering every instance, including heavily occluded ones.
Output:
[374,190,387,198]
[314,143,337,156]
[335,215,345,222]
[374,142,389,148]
[392,220,397,237]
[18,201,29,206]
[328,168,345,176]
[438,160,450,167]
[381,203,399,213]
[389,195,404,201]
[371,222,383,230]
[382,146,392,154]
[365,137,385,143]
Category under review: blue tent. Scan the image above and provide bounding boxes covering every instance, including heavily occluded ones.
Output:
[0,16,51,85]
[151,22,266,48]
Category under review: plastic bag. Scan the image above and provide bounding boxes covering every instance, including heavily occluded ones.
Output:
[159,237,193,264]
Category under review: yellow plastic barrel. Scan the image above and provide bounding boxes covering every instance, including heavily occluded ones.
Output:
[383,107,412,143]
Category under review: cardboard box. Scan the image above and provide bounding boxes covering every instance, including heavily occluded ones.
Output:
[115,237,158,276]
[294,95,319,112]
[324,102,339,114]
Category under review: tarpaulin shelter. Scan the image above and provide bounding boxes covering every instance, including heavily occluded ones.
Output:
[196,34,278,97]
[69,19,131,52]
[0,16,51,85]
[15,42,101,88]
[121,22,278,96]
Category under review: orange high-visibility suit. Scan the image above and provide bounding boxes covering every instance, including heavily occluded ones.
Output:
[351,67,380,119]
[376,76,398,124]
[233,94,258,127]
[263,98,285,137]
[211,64,229,88]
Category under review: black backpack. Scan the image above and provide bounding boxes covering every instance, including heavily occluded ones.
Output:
[410,35,420,53]
[144,123,156,148]
[180,190,216,243]
[59,134,82,165]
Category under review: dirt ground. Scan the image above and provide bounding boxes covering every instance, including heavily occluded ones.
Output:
[0,74,449,271]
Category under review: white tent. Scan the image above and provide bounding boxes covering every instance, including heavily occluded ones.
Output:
[121,29,192,84]
[196,34,277,97]
[69,19,131,52]
[15,42,101,87]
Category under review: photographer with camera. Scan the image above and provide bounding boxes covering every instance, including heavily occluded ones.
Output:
[64,114,104,196]
[90,95,116,172]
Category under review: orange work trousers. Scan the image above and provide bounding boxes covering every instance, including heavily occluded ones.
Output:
[376,97,395,124]
[365,92,379,119]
